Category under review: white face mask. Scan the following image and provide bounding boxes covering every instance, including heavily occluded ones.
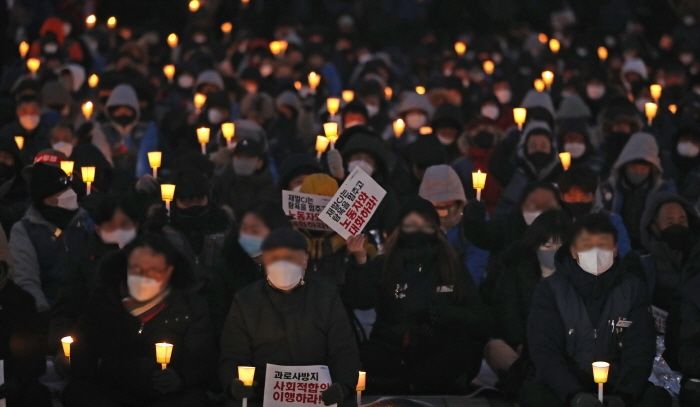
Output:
[232,157,258,176]
[259,64,274,77]
[365,104,379,117]
[576,247,615,276]
[522,210,542,226]
[99,228,137,248]
[177,75,194,89]
[344,119,364,129]
[207,109,225,125]
[494,89,512,105]
[266,260,304,291]
[19,114,40,131]
[586,84,605,100]
[564,142,586,158]
[677,141,700,158]
[348,160,374,175]
[405,112,427,130]
[56,188,79,210]
[437,134,454,145]
[127,275,164,302]
[52,141,74,158]
[480,105,500,120]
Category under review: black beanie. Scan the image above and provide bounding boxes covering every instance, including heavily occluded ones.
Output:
[30,163,71,203]
[262,228,308,252]
[173,170,210,201]
[399,196,440,227]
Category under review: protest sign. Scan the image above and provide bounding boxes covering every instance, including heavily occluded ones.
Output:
[318,167,386,239]
[282,190,332,231]
[263,364,335,407]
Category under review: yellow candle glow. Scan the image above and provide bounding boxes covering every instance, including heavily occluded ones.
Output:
[419,126,433,135]
[342,90,354,103]
[81,101,93,120]
[326,98,340,116]
[541,70,554,90]
[472,170,487,201]
[61,336,74,360]
[221,122,235,147]
[538,33,548,44]
[393,118,405,138]
[148,151,162,178]
[669,104,678,114]
[26,57,41,74]
[188,0,200,12]
[356,371,366,391]
[155,342,174,370]
[308,71,321,92]
[241,0,250,6]
[60,161,74,177]
[454,40,467,56]
[221,22,233,34]
[85,14,96,29]
[88,73,99,88]
[81,166,96,195]
[597,46,608,61]
[534,78,546,92]
[193,92,207,111]
[559,151,571,171]
[238,366,256,387]
[513,107,527,130]
[315,135,330,159]
[294,81,302,91]
[592,361,610,402]
[415,85,426,95]
[650,84,662,102]
[106,16,117,30]
[18,41,29,58]
[323,122,339,147]
[161,184,176,213]
[384,86,393,101]
[483,59,495,75]
[14,136,24,151]
[167,33,178,49]
[197,127,210,154]
[269,40,288,56]
[549,38,561,53]
[162,64,176,82]
[645,102,658,125]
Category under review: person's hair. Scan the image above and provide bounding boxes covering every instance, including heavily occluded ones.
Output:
[90,192,146,225]
[519,182,560,206]
[557,165,599,194]
[520,209,572,250]
[238,200,291,232]
[567,213,618,246]
[123,233,194,288]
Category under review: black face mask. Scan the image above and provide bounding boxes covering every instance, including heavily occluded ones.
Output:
[564,201,593,219]
[659,224,695,253]
[112,115,136,126]
[399,231,437,248]
[37,204,77,229]
[473,131,495,149]
[527,152,551,169]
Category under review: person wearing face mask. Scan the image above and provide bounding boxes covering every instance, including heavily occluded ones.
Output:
[479,95,506,128]
[0,137,30,236]
[666,126,700,204]
[556,120,604,174]
[431,104,464,162]
[8,159,92,312]
[486,210,570,399]
[64,234,214,407]
[341,101,370,131]
[358,78,391,133]
[384,91,433,147]
[596,132,676,250]
[344,197,491,394]
[522,214,670,407]
[419,164,489,286]
[40,81,75,128]
[268,90,312,164]
[0,96,50,165]
[599,101,643,178]
[212,138,277,219]
[220,228,361,406]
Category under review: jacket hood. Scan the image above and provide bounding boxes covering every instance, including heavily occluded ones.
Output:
[521,90,555,117]
[195,69,224,90]
[63,63,86,92]
[105,84,140,118]
[395,92,434,117]
[640,191,700,251]
[341,134,391,177]
[556,95,591,121]
[612,131,662,173]
[621,58,648,80]
[276,90,302,113]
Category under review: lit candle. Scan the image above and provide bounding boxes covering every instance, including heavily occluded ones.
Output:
[327,98,340,117]
[419,126,433,135]
[85,14,97,29]
[472,170,487,201]
[315,135,330,160]
[533,78,546,93]
[597,46,608,61]
[384,86,393,101]
[81,101,93,120]
[342,90,354,103]
[513,107,527,130]
[541,70,554,90]
[323,122,339,148]
[649,84,662,103]
[392,118,405,138]
[188,0,200,12]
[88,73,99,88]
[482,59,495,75]
[559,151,571,171]
[221,22,233,34]
[167,33,178,49]
[221,122,235,147]
[549,38,561,53]
[241,0,250,6]
[148,151,162,178]
[538,33,548,44]
[356,371,366,406]
[293,81,302,91]
[592,361,610,402]
[454,40,467,56]
[81,166,96,195]
[163,64,175,82]
[26,57,41,75]
[197,127,210,155]
[669,104,678,114]
[269,40,287,56]
[60,161,74,177]
[238,365,256,407]
[415,85,426,95]
[161,184,176,214]
[61,336,74,362]
[193,92,207,112]
[645,102,657,125]
[106,16,117,30]
[308,72,321,93]
[18,41,29,59]
[155,342,174,370]
[14,135,24,151]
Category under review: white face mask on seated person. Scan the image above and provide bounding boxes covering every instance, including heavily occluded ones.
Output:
[266,260,304,291]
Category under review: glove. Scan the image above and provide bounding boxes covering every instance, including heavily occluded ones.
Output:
[230,379,255,400]
[321,383,347,406]
[326,149,345,180]
[152,368,183,394]
[604,395,626,407]
[570,393,602,407]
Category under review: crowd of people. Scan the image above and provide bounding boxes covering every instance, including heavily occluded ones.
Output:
[1,1,700,406]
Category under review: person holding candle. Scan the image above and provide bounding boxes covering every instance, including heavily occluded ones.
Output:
[341,101,370,131]
[219,228,361,406]
[431,104,464,162]
[383,92,433,147]
[0,95,51,165]
[522,214,670,407]
[63,234,214,407]
[666,126,700,205]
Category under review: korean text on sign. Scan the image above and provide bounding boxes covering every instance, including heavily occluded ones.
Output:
[282,190,332,232]
[263,364,335,407]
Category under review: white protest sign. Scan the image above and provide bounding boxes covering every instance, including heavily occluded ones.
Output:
[263,363,335,407]
[318,167,386,240]
[282,190,332,231]
[0,360,5,407]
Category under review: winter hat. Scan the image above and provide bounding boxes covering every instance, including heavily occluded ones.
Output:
[173,170,210,201]
[419,165,466,204]
[195,69,225,90]
[262,228,308,251]
[276,91,302,113]
[621,58,648,80]
[521,90,555,117]
[556,95,592,121]
[278,153,321,189]
[299,173,338,197]
[234,138,264,158]
[399,196,441,227]
[30,162,71,202]
[396,91,434,117]
[431,104,463,132]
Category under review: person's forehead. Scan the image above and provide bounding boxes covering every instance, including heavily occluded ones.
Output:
[263,247,305,257]
[658,201,686,218]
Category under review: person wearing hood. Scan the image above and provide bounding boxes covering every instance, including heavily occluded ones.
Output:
[497,120,564,216]
[0,137,29,236]
[665,125,700,205]
[599,100,644,178]
[8,158,92,312]
[220,228,361,406]
[359,78,391,133]
[212,138,278,219]
[40,81,75,128]
[63,234,215,407]
[267,90,313,163]
[383,91,434,147]
[431,104,464,162]
[596,132,676,251]
[522,214,670,407]
[344,197,491,394]
[556,95,604,174]
[341,100,370,131]
[390,135,447,202]
[0,95,51,165]
[419,164,490,286]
